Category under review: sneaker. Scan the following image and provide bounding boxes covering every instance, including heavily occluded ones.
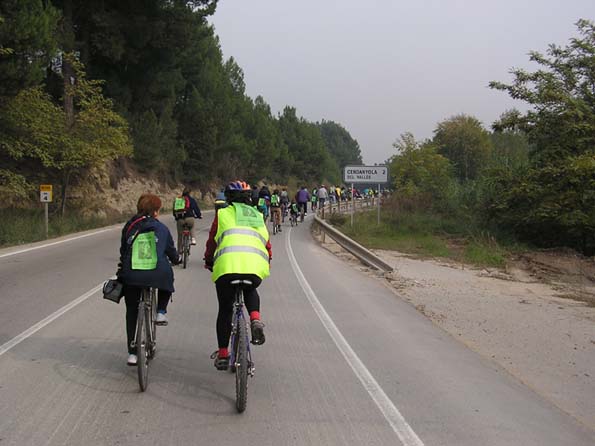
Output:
[210,351,229,370]
[127,354,138,366]
[156,311,168,326]
[250,319,266,345]
[191,237,197,245]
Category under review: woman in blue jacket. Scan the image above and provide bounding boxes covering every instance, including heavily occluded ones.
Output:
[118,193,180,365]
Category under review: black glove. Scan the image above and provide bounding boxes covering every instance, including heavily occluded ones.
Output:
[203,258,213,271]
[172,255,182,265]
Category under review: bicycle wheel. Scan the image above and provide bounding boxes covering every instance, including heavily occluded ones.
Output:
[235,315,249,413]
[182,235,189,269]
[136,302,149,391]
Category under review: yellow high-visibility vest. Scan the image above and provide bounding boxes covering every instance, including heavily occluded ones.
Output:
[212,203,270,282]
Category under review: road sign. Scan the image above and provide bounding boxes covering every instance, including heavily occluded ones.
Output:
[40,184,53,202]
[343,165,388,184]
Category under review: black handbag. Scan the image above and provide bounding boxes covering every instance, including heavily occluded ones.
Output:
[103,279,124,304]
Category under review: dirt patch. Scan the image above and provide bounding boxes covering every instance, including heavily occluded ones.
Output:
[313,229,595,431]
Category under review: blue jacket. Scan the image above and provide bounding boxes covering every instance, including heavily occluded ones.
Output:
[119,215,178,292]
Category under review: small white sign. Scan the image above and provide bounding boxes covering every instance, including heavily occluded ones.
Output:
[40,184,53,202]
[343,165,388,183]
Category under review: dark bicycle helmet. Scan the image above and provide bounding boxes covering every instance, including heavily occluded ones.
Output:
[224,180,251,202]
[225,180,251,192]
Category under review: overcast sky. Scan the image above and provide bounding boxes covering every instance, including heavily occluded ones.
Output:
[209,1,594,165]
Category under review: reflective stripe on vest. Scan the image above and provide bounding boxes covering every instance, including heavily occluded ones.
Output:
[216,228,267,247]
[212,204,270,282]
[214,246,270,263]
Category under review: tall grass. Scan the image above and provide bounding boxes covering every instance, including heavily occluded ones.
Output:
[336,208,509,268]
[0,208,125,247]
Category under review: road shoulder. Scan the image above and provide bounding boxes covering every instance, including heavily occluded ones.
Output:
[316,234,595,432]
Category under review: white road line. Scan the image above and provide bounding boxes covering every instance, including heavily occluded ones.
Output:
[0,228,117,259]
[0,283,104,357]
[286,228,425,446]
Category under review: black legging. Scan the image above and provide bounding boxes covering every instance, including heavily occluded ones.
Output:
[124,286,170,354]
[215,274,261,349]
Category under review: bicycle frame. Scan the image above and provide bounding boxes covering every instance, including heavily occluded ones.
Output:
[131,288,157,352]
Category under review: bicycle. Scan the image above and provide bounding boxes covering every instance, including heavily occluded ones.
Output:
[299,203,306,222]
[271,208,281,235]
[280,202,288,222]
[290,211,297,227]
[228,279,256,413]
[132,287,158,392]
[181,223,192,269]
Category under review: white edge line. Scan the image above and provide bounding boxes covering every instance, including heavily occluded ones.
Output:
[0,228,117,259]
[286,227,425,446]
[0,282,105,357]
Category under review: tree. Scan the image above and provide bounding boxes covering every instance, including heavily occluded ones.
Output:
[0,57,132,214]
[317,120,362,168]
[388,132,453,210]
[488,19,595,253]
[433,114,492,182]
[490,19,595,165]
[0,1,58,97]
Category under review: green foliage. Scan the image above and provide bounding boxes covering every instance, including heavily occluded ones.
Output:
[433,114,493,181]
[488,19,595,253]
[0,1,58,96]
[387,133,455,211]
[317,120,362,168]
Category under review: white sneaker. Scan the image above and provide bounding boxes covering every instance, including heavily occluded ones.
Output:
[156,312,168,326]
[191,238,197,245]
[127,354,138,366]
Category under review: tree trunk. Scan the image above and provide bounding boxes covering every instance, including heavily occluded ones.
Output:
[60,170,71,217]
[62,0,75,130]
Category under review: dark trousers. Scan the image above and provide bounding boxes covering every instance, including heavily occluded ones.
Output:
[124,286,171,354]
[215,274,262,349]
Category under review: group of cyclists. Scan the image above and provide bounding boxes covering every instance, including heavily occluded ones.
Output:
[116,181,337,372]
[117,182,269,371]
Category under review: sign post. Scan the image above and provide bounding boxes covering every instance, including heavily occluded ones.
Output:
[377,183,381,225]
[40,185,53,238]
[351,183,354,227]
[343,165,389,226]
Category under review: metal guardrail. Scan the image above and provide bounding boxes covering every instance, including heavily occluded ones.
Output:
[312,198,394,273]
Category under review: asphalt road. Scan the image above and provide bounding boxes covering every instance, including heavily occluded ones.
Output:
[0,213,593,445]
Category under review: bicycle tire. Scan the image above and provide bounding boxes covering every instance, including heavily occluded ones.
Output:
[235,315,249,413]
[136,302,149,391]
[182,235,189,269]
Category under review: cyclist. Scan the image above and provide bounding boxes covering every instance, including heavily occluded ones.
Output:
[280,187,289,222]
[270,189,282,233]
[296,186,309,220]
[214,188,227,210]
[257,184,271,221]
[317,184,328,209]
[289,199,299,224]
[118,193,181,366]
[173,187,202,252]
[204,180,272,370]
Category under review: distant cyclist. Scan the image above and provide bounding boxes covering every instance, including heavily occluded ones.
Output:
[257,184,271,220]
[270,189,282,232]
[173,187,202,251]
[118,193,181,366]
[295,186,310,219]
[214,188,227,211]
[204,180,271,370]
[280,187,289,222]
